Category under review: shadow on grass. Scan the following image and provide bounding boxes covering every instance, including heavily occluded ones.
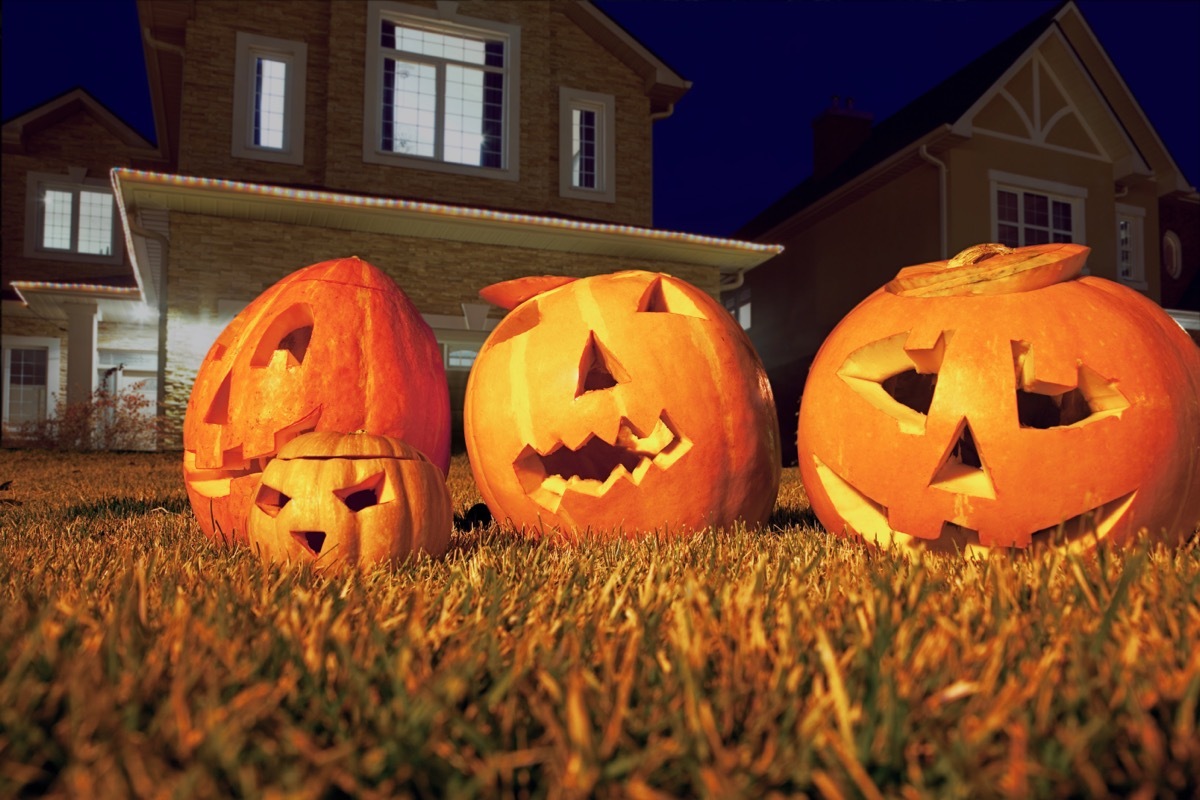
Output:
[64,495,192,519]
[769,505,823,530]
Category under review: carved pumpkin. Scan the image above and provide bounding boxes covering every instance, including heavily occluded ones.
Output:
[464,270,781,536]
[798,243,1200,555]
[247,431,451,570]
[183,257,450,544]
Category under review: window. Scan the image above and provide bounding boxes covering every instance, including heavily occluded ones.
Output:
[364,1,520,179]
[1,336,61,430]
[24,172,123,263]
[559,88,615,202]
[232,33,307,164]
[447,348,478,370]
[1116,204,1146,287]
[988,171,1086,249]
[1163,230,1182,281]
[724,287,752,330]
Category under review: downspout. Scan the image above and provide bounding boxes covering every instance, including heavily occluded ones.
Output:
[919,145,948,259]
[129,221,171,444]
[720,268,745,294]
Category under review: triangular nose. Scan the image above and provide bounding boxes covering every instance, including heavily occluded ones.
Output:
[930,419,995,499]
[576,332,628,396]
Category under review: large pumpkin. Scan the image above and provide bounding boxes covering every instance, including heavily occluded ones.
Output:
[798,243,1200,555]
[247,431,451,570]
[183,256,450,544]
[464,270,781,536]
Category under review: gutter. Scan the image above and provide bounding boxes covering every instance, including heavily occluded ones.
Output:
[919,145,949,259]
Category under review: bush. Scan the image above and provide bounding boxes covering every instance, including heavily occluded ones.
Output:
[9,381,165,451]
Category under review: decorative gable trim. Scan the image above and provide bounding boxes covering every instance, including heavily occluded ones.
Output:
[2,88,154,153]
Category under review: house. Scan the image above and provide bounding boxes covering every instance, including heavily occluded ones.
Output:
[2,0,781,450]
[735,0,1200,464]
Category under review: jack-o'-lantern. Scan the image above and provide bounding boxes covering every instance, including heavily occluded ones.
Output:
[798,243,1200,555]
[464,270,781,536]
[183,257,450,544]
[247,431,451,570]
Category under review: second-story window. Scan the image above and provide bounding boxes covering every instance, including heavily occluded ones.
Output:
[558,88,615,202]
[365,2,520,178]
[232,33,307,165]
[24,171,124,264]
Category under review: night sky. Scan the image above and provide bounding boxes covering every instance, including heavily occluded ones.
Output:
[4,0,1197,238]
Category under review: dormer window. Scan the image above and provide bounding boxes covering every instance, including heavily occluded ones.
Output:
[364,1,520,179]
[232,33,307,165]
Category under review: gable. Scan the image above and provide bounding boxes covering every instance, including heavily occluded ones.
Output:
[955,26,1151,181]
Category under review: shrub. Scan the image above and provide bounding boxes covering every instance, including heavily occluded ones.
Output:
[9,380,165,451]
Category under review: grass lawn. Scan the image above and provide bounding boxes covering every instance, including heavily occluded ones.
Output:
[1,449,1197,798]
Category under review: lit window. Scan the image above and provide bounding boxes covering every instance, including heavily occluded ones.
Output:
[447,348,478,370]
[232,33,307,164]
[25,174,120,261]
[559,88,615,202]
[1116,204,1146,286]
[365,2,519,177]
[988,172,1087,251]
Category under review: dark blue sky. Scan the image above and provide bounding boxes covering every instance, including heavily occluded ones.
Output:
[4,0,1197,237]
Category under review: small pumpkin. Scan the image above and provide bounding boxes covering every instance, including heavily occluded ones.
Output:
[183,256,450,545]
[464,270,781,536]
[247,430,451,570]
[797,242,1200,555]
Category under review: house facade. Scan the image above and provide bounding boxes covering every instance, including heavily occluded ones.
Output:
[2,0,780,449]
[736,1,1199,463]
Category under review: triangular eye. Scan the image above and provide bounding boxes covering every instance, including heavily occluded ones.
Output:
[576,332,629,396]
[334,472,389,512]
[637,276,707,318]
[255,484,291,517]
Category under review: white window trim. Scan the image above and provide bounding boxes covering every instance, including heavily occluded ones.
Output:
[988,169,1087,247]
[1163,230,1182,281]
[559,87,615,203]
[362,0,521,181]
[23,171,124,264]
[232,32,307,165]
[1116,203,1147,290]
[1,335,61,426]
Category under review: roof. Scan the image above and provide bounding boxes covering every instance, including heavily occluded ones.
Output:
[739,2,1068,239]
[2,87,156,152]
[112,168,782,278]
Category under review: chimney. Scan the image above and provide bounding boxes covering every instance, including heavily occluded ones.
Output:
[811,95,873,180]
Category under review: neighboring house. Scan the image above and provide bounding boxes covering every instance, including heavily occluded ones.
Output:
[1,89,167,441]
[736,0,1200,463]
[2,0,780,450]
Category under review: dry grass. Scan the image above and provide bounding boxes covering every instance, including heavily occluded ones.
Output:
[1,449,1197,799]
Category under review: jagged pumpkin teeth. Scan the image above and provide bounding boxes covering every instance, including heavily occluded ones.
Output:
[465,270,781,536]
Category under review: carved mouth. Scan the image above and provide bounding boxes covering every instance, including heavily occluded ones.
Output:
[184,407,323,499]
[513,413,691,511]
[811,454,1136,555]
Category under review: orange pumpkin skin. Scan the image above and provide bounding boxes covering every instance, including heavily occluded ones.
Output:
[464,270,781,537]
[247,431,451,571]
[797,243,1200,554]
[183,257,450,545]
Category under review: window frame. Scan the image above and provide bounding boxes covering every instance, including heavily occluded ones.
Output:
[723,287,752,331]
[559,87,616,203]
[232,32,307,165]
[23,172,124,264]
[1,335,61,428]
[363,0,521,181]
[988,171,1087,249]
[1116,203,1147,289]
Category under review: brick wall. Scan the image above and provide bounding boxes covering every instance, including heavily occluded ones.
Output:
[159,213,718,446]
[176,0,654,227]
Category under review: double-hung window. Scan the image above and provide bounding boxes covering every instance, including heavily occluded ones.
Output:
[232,33,307,164]
[365,2,519,177]
[559,88,615,202]
[24,172,122,263]
[989,171,1086,249]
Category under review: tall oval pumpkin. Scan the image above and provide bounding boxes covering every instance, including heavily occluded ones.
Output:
[183,256,450,544]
